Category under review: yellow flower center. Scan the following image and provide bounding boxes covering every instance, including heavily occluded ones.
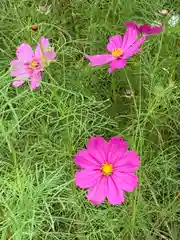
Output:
[29,60,38,69]
[101,163,113,175]
[112,48,124,57]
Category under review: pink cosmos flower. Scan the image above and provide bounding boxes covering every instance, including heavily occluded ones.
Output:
[125,21,163,36]
[10,37,56,90]
[75,136,140,205]
[86,24,146,72]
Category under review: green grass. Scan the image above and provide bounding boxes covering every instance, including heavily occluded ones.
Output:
[0,0,180,239]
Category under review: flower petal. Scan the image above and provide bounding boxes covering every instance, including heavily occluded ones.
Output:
[10,60,29,77]
[86,54,115,66]
[30,81,41,90]
[139,24,163,36]
[107,35,123,52]
[112,172,138,192]
[124,21,140,32]
[123,36,146,58]
[12,80,25,87]
[11,73,30,87]
[86,136,107,164]
[107,137,128,164]
[16,43,34,62]
[87,136,107,149]
[109,59,126,72]
[114,150,140,172]
[109,136,128,148]
[87,176,106,204]
[75,169,102,188]
[106,176,125,205]
[44,50,56,61]
[30,72,42,90]
[35,37,50,57]
[74,150,101,169]
[121,25,139,50]
[35,37,56,63]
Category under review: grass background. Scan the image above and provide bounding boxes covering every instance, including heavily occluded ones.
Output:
[0,0,180,239]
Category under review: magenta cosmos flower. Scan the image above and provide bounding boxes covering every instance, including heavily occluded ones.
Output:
[10,37,56,90]
[75,136,140,205]
[125,21,163,36]
[86,25,146,72]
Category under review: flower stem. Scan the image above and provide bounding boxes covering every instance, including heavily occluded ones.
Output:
[39,38,47,66]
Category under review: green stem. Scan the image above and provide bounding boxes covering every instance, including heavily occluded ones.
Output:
[39,38,48,66]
